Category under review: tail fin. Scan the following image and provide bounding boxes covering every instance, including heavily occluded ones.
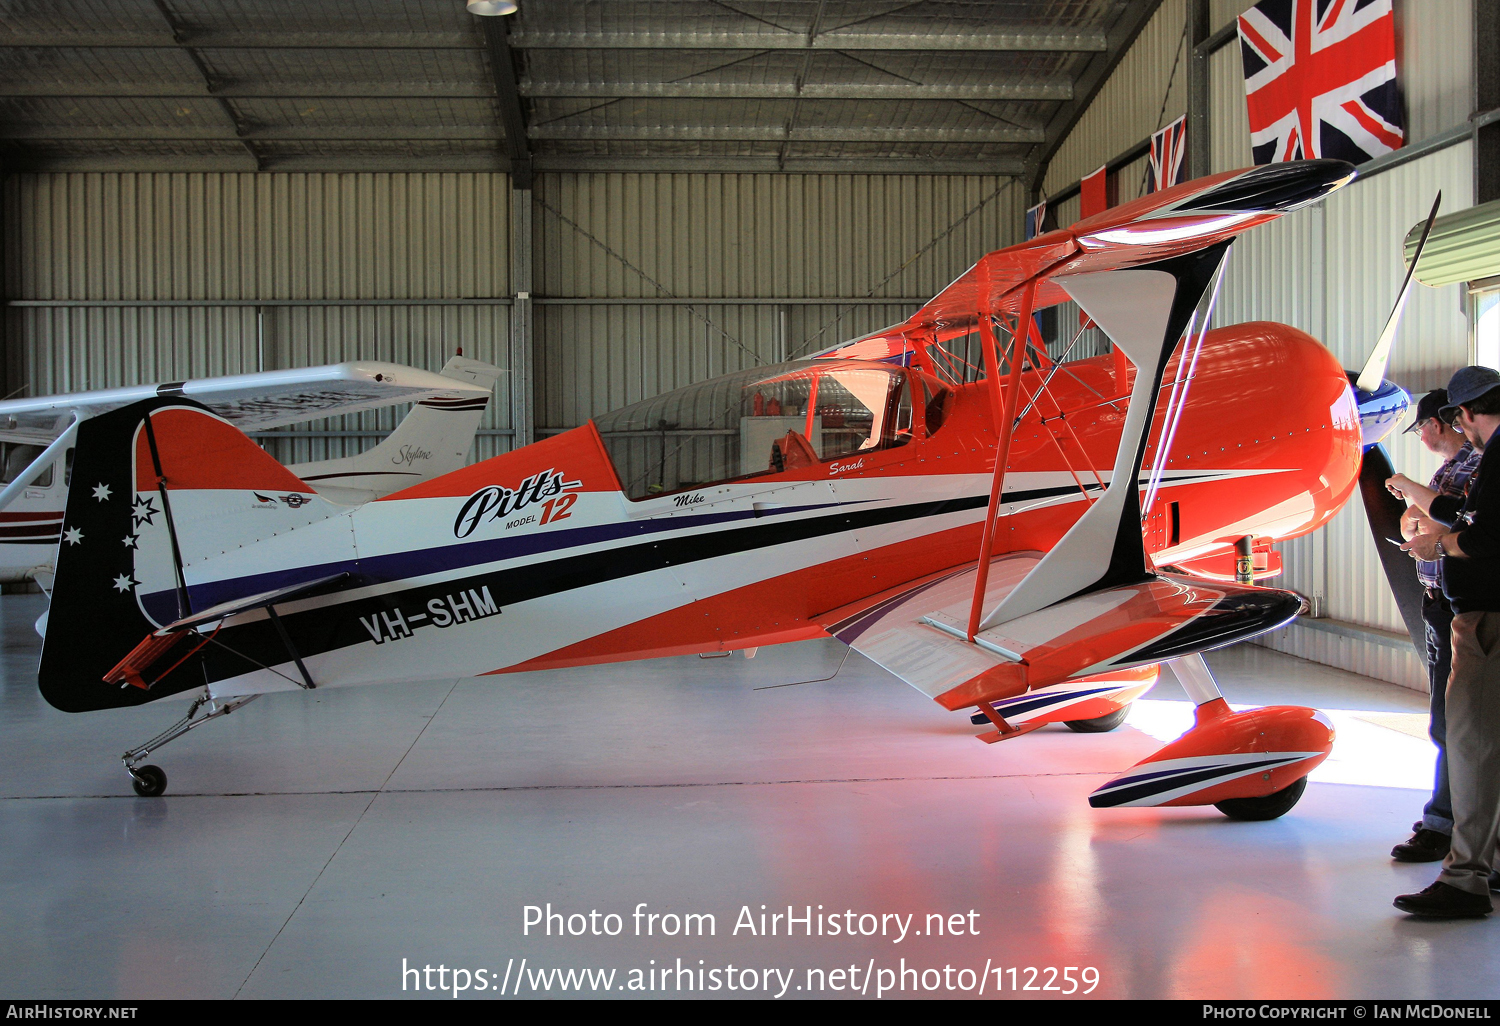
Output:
[39,398,345,712]
[288,354,502,500]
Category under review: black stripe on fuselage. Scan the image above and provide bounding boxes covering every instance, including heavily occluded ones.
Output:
[195,473,1227,685]
[199,488,1016,680]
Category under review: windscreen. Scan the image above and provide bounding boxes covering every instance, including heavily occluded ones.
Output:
[595,360,913,500]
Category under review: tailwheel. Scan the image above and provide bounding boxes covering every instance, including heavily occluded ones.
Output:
[130,765,168,798]
[1213,775,1307,821]
[1064,703,1132,733]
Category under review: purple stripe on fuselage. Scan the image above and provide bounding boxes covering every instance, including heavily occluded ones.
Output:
[831,568,967,644]
[993,683,1125,716]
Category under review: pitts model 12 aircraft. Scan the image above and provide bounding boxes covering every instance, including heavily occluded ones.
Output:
[37,159,1414,812]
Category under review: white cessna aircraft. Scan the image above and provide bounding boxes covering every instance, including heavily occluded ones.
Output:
[0,354,502,607]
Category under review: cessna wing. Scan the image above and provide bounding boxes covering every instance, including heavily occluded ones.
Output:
[0,359,493,432]
[0,356,501,516]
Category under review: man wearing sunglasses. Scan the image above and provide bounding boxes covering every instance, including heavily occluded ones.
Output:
[1385,388,1482,866]
[1397,366,1500,917]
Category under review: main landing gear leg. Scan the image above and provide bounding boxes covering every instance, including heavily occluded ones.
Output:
[1169,651,1225,706]
[1166,653,1312,820]
[122,692,260,797]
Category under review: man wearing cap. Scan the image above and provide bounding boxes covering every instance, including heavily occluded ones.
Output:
[1397,366,1500,917]
[1385,388,1482,865]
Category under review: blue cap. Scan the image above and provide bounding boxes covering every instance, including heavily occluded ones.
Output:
[1440,367,1500,419]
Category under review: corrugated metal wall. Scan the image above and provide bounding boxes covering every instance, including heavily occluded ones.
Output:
[531,173,1025,429]
[1396,0,1475,141]
[3,172,515,465]
[1042,0,1189,196]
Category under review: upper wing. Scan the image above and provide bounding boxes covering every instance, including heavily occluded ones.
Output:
[811,159,1355,363]
[0,360,495,432]
[817,159,1355,712]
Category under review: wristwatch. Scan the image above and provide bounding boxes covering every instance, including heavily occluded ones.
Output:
[1435,537,1448,559]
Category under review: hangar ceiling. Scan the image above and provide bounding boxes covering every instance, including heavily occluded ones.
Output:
[0,0,1161,179]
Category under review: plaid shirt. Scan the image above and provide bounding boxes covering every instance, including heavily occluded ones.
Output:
[1418,441,1483,589]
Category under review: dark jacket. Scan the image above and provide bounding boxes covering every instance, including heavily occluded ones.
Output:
[1431,427,1500,614]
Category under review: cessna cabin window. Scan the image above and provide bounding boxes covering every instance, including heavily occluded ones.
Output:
[595,360,915,500]
[0,443,52,489]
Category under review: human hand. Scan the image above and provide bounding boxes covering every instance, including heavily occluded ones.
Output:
[1401,508,1421,541]
[1402,531,1443,561]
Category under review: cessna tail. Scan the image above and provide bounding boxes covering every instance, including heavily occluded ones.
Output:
[287,354,504,502]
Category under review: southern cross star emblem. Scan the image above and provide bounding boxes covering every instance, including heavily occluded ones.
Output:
[122,534,138,550]
[91,483,112,502]
[111,572,139,594]
[131,495,158,528]
[62,527,83,546]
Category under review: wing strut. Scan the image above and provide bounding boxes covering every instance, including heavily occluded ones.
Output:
[967,279,1038,641]
[0,412,81,513]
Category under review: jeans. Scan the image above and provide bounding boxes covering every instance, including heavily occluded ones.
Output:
[1421,590,1454,834]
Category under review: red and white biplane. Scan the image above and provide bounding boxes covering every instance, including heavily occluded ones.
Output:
[38,159,1412,814]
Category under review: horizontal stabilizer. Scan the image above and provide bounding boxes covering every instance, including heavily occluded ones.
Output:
[160,572,352,633]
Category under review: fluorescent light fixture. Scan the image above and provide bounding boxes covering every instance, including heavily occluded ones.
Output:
[467,0,518,14]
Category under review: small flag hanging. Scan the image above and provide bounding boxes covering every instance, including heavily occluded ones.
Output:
[1237,0,1403,165]
[1079,165,1109,222]
[1147,114,1187,193]
[1025,200,1048,240]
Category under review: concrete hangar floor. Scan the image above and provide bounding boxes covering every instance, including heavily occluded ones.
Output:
[0,591,1495,1001]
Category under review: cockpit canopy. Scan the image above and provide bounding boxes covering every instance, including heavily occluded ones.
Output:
[595,359,938,500]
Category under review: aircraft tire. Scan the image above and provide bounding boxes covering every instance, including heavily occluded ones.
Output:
[1213,775,1307,821]
[131,765,167,798]
[1064,704,1132,733]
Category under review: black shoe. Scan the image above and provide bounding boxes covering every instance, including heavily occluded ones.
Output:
[1393,882,1492,918]
[1489,871,1500,894]
[1392,829,1452,863]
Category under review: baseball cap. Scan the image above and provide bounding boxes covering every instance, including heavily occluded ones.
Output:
[1404,389,1449,433]
[1439,366,1500,420]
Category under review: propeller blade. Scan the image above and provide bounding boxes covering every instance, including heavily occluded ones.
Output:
[1358,444,1427,655]
[1355,192,1441,393]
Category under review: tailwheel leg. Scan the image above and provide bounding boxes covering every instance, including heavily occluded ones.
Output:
[122,692,260,797]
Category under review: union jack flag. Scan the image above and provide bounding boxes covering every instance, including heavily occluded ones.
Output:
[1237,0,1403,165]
[1147,115,1186,193]
[1025,200,1047,240]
